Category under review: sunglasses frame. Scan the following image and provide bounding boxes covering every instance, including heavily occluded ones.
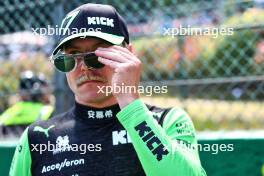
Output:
[50,51,104,73]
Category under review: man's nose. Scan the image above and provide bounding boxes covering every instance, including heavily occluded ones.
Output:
[79,59,95,71]
[79,59,88,71]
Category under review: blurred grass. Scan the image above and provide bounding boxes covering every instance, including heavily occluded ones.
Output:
[142,96,264,131]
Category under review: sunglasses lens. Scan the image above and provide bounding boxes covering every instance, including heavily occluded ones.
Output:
[54,56,75,72]
[84,53,105,69]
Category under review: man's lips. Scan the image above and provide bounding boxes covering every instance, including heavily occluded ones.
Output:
[76,74,107,87]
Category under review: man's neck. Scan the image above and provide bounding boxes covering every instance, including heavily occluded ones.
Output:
[75,95,118,108]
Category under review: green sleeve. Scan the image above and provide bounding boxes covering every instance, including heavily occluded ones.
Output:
[9,128,32,176]
[117,99,207,176]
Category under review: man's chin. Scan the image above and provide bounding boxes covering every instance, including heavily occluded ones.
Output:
[75,92,114,105]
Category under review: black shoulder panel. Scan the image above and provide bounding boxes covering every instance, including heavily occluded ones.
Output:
[146,104,172,126]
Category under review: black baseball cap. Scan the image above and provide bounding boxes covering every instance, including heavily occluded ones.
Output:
[52,3,129,56]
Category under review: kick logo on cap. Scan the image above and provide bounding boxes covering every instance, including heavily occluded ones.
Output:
[87,17,114,27]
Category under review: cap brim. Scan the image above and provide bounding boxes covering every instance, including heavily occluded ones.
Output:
[52,31,125,55]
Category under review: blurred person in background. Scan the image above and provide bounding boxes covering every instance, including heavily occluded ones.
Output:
[10,3,206,176]
[0,70,54,137]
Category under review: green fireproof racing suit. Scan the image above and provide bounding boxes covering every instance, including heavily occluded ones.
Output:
[10,99,207,176]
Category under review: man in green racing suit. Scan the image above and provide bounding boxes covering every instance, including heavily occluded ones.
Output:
[10,3,207,176]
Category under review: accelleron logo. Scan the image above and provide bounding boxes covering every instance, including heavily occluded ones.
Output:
[41,158,85,173]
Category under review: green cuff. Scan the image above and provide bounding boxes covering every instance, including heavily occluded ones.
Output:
[117,99,149,125]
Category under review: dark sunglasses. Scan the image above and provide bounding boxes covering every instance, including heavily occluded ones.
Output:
[50,51,104,72]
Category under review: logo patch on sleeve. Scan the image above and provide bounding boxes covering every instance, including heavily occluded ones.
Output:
[135,121,169,161]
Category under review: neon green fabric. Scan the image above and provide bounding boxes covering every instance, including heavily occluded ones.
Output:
[117,99,207,176]
[0,102,53,125]
[9,128,32,176]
